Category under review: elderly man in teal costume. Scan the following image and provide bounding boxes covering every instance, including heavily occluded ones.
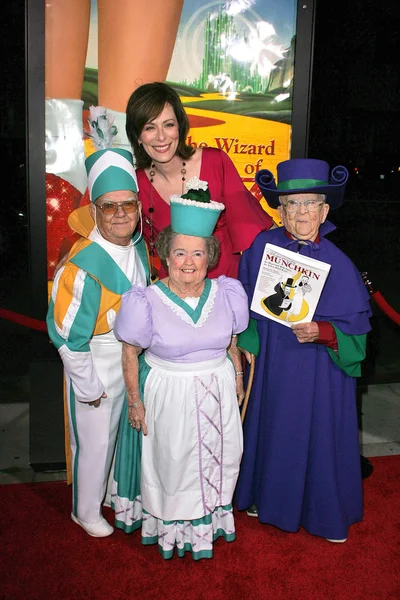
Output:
[47,111,150,538]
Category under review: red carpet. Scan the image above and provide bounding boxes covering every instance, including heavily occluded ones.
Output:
[1,456,400,600]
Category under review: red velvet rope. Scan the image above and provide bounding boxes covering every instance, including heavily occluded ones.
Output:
[1,286,399,332]
[0,308,48,332]
[370,291,400,327]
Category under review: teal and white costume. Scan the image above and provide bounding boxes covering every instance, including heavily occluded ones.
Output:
[47,131,150,527]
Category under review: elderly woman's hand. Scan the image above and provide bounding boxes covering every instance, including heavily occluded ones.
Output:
[228,335,246,405]
[235,372,245,406]
[291,322,319,344]
[237,346,254,364]
[128,398,148,436]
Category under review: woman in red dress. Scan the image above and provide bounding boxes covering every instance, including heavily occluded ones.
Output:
[126,82,274,280]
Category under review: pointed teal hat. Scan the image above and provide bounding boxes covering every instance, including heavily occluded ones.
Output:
[84,106,139,203]
[170,177,225,237]
[85,148,138,203]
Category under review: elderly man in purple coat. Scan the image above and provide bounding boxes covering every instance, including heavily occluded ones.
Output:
[235,158,371,543]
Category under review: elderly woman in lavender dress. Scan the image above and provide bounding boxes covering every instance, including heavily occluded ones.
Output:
[111,178,249,560]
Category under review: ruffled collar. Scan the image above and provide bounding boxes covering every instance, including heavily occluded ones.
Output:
[152,278,217,328]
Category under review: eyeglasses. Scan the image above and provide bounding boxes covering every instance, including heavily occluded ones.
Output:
[281,199,325,213]
[95,199,138,216]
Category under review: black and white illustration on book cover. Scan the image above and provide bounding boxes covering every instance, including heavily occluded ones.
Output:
[250,243,331,327]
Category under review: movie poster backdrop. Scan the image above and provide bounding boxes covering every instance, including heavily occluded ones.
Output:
[45,0,299,280]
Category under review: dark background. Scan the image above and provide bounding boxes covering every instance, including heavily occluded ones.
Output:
[0,0,399,398]
[308,0,400,381]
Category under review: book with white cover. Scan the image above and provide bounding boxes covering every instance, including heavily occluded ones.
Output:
[250,243,331,327]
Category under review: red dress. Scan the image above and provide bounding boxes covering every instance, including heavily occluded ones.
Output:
[137,147,274,279]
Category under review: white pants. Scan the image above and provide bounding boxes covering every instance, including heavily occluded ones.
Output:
[66,337,125,523]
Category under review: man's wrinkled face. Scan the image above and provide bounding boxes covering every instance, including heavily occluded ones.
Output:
[90,190,140,246]
[277,193,329,241]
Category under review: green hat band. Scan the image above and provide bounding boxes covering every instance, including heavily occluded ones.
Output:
[277,178,328,192]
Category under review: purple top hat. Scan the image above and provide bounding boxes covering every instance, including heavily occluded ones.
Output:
[255,158,349,209]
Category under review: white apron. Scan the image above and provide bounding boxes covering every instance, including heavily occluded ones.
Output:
[141,352,243,521]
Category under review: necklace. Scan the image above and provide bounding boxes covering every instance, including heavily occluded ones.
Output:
[146,161,187,281]
[167,277,203,299]
[149,161,187,183]
[149,161,187,189]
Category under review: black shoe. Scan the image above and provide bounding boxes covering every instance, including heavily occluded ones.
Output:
[361,455,374,479]
[246,504,258,517]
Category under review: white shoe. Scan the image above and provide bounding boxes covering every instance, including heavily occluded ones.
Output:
[326,538,347,543]
[71,513,114,538]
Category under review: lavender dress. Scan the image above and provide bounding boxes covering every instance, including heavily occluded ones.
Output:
[112,275,249,559]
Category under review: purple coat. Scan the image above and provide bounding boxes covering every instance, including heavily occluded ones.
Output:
[235,223,371,539]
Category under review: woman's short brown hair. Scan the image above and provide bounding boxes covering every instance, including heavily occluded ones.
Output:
[126,82,195,169]
[156,226,220,271]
